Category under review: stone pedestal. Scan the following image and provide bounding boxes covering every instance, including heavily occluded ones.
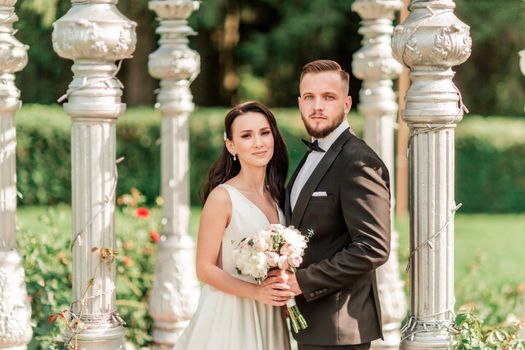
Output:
[392,1,471,349]
[0,1,31,348]
[52,1,136,349]
[147,1,201,348]
[351,1,407,348]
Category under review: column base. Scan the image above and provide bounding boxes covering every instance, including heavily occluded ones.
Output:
[0,250,32,349]
[400,330,456,350]
[151,320,189,349]
[64,323,125,350]
[149,234,199,348]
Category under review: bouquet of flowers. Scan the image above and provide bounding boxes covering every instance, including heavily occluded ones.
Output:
[231,224,312,333]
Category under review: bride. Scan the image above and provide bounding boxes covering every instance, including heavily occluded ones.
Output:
[174,101,293,349]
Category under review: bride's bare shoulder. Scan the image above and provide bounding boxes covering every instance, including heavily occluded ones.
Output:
[203,185,232,211]
[200,186,232,228]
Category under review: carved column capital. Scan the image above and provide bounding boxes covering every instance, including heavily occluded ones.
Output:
[52,5,136,61]
[392,1,471,69]
[352,0,403,119]
[149,0,200,117]
[392,0,471,126]
[52,0,137,120]
[352,0,403,21]
[0,0,28,114]
[149,0,199,20]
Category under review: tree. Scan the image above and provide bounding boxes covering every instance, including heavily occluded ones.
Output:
[11,0,525,115]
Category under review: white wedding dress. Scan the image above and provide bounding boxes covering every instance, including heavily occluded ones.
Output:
[174,184,291,350]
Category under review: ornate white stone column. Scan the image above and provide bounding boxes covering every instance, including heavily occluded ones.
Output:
[52,1,136,349]
[392,1,471,349]
[0,1,31,348]
[147,1,200,348]
[351,2,407,349]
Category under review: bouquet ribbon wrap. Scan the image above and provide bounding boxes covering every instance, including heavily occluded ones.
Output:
[286,297,307,333]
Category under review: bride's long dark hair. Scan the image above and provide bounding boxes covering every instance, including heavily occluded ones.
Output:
[200,101,289,204]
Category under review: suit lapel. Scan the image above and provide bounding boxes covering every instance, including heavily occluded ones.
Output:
[285,152,309,223]
[292,129,353,227]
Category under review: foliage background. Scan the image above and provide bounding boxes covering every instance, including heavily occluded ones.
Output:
[15,105,525,213]
[14,0,525,115]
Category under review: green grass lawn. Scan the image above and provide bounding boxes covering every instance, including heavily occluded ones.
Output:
[17,206,525,292]
[396,214,525,287]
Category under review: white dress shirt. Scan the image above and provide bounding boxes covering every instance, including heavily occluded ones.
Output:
[290,120,350,211]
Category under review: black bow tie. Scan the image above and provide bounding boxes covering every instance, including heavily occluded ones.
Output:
[302,139,325,153]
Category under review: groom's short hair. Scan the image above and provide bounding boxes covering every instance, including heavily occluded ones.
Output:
[300,60,350,95]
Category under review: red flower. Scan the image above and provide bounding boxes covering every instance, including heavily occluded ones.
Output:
[135,207,150,219]
[149,230,160,243]
[48,314,59,324]
[123,256,133,267]
[48,312,65,324]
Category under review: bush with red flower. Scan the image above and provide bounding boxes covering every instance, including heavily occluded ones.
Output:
[21,188,163,349]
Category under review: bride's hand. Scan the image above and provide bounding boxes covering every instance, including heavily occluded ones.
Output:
[256,277,295,307]
[268,269,303,296]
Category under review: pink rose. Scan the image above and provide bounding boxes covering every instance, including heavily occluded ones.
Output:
[280,243,294,256]
[288,253,303,268]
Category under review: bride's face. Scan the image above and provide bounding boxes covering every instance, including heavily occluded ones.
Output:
[227,112,275,168]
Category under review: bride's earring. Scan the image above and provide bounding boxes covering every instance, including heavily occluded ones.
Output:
[233,154,237,161]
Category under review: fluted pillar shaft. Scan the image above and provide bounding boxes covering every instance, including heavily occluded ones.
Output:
[52,1,136,349]
[0,1,31,348]
[351,2,406,349]
[392,1,471,349]
[147,1,200,348]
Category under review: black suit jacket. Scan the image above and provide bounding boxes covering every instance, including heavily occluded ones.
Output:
[285,129,391,346]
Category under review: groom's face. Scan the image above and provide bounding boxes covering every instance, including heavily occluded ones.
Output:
[298,71,352,139]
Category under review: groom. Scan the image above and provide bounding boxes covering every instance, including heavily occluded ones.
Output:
[280,60,391,349]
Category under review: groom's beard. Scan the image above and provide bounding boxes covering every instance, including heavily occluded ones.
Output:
[301,110,346,139]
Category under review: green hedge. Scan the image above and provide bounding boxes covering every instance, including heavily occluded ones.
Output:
[14,104,525,213]
[455,117,525,213]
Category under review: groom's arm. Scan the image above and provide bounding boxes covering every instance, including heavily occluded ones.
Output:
[295,148,391,302]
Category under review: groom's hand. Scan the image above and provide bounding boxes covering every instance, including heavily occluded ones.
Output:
[267,269,303,296]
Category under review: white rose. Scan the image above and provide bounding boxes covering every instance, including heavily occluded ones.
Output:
[277,255,289,270]
[265,252,279,267]
[253,238,268,252]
